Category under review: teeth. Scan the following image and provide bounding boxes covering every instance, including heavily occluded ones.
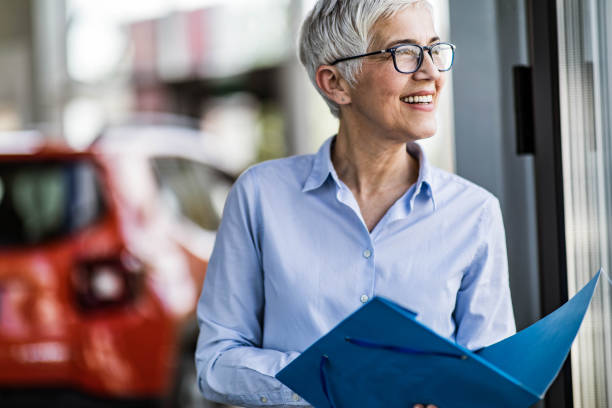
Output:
[402,95,433,104]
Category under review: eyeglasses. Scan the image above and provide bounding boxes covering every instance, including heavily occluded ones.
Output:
[330,42,456,74]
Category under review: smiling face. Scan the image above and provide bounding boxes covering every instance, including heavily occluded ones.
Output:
[342,5,447,142]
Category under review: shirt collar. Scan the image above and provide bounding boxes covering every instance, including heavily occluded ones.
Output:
[302,136,337,192]
[302,135,437,210]
[406,141,437,211]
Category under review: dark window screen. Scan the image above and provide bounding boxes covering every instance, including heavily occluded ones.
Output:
[0,159,107,246]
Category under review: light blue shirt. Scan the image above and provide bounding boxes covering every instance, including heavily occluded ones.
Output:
[196,136,515,407]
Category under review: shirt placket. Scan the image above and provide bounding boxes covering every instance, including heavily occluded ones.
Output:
[331,182,379,306]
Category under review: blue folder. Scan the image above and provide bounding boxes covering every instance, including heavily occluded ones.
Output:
[276,270,601,408]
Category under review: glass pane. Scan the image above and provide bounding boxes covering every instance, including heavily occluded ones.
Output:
[0,159,106,246]
[395,45,421,72]
[431,43,453,70]
[151,157,232,231]
[556,0,612,405]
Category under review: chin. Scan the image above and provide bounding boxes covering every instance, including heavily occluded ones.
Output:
[411,132,435,141]
[402,125,437,141]
[393,116,437,140]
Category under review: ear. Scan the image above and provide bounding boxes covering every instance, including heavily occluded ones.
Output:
[315,65,352,106]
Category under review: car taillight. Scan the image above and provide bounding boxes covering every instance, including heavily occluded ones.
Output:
[72,252,145,311]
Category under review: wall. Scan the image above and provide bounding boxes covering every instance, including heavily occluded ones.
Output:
[449,0,541,332]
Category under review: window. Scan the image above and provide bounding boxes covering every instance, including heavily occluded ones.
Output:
[151,157,233,231]
[0,159,106,246]
[556,0,612,405]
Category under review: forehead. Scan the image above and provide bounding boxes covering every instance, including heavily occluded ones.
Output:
[370,5,437,48]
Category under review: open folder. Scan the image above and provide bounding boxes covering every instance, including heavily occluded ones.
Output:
[276,270,601,408]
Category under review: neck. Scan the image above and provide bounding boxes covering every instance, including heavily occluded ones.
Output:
[331,122,420,198]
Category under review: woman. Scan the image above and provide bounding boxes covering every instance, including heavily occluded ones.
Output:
[196,1,515,407]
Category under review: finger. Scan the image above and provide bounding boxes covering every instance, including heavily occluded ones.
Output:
[426,405,438,408]
[413,405,424,408]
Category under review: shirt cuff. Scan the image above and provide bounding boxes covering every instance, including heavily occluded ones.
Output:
[231,386,311,407]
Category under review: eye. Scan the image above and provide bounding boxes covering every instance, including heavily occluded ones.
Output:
[395,45,420,58]
[432,43,452,54]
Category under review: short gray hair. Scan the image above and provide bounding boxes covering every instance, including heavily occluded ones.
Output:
[299,0,432,117]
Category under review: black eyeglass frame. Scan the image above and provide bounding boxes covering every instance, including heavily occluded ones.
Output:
[330,42,456,74]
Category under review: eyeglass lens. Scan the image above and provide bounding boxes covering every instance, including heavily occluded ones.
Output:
[394,43,454,73]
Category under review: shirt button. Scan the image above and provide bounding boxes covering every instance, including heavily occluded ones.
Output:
[363,249,372,258]
[360,294,369,303]
[292,393,301,401]
[260,396,268,403]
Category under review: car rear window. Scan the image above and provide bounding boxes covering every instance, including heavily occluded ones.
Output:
[0,159,107,247]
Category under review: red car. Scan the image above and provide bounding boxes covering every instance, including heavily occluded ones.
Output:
[0,126,235,407]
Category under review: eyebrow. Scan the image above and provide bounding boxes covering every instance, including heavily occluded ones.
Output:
[383,36,441,48]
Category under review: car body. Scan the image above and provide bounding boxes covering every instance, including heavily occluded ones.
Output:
[0,126,235,407]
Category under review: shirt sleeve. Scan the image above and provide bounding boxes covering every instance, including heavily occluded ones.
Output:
[195,169,310,407]
[453,197,516,350]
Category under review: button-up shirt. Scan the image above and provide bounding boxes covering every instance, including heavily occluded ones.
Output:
[196,136,515,407]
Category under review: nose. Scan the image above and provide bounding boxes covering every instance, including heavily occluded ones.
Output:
[412,51,441,81]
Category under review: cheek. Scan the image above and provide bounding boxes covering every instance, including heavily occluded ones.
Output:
[355,85,397,111]
[368,70,405,102]
[436,73,448,92]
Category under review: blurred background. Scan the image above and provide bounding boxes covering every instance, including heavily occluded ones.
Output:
[0,0,456,170]
[2,0,612,407]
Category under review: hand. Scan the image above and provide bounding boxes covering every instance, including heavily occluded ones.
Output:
[413,405,438,408]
